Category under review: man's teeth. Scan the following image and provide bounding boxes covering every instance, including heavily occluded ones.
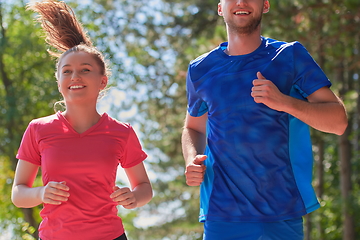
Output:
[70,85,85,89]
[235,11,250,15]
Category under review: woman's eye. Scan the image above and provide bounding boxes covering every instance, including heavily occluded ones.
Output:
[63,70,71,74]
[82,69,90,72]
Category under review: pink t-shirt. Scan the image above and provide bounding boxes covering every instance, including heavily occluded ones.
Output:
[16,112,147,240]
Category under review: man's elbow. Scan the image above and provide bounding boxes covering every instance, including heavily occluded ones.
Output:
[334,119,348,136]
[332,110,348,135]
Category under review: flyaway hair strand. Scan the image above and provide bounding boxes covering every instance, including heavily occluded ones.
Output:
[27,0,92,55]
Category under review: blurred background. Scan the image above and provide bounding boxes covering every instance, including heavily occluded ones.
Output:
[0,0,359,239]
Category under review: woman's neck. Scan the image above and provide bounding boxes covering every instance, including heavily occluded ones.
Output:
[62,105,102,134]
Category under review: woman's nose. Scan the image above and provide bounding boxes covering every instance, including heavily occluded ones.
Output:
[71,72,81,81]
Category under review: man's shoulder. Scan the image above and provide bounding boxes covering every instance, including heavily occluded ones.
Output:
[263,37,303,51]
[190,43,224,67]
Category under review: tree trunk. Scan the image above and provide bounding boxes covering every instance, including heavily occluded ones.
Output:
[316,138,325,240]
[304,214,311,240]
[21,208,39,239]
[339,124,355,240]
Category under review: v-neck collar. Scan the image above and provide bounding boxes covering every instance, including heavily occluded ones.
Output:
[56,111,107,137]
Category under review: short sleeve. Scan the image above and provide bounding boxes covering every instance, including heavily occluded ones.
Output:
[293,42,331,98]
[186,67,208,117]
[16,121,41,166]
[120,126,147,168]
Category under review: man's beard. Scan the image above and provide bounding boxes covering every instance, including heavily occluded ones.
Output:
[226,15,262,35]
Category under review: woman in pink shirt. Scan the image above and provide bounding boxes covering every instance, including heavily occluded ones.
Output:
[11,1,152,239]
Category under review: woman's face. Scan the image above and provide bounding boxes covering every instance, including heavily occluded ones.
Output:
[57,51,108,105]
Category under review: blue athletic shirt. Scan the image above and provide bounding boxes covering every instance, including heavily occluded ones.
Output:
[186,37,331,223]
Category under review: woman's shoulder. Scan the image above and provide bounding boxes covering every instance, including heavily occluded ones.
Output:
[29,112,60,126]
[102,113,132,129]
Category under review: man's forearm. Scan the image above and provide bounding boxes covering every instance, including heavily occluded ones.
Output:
[181,127,207,165]
[282,95,347,135]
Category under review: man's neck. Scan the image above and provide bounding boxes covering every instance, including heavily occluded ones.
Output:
[225,29,262,56]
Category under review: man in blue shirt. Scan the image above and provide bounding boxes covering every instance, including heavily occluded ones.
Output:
[181,0,348,239]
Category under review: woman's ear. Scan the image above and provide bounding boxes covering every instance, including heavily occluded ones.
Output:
[55,73,61,93]
[100,76,108,90]
[57,81,61,93]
